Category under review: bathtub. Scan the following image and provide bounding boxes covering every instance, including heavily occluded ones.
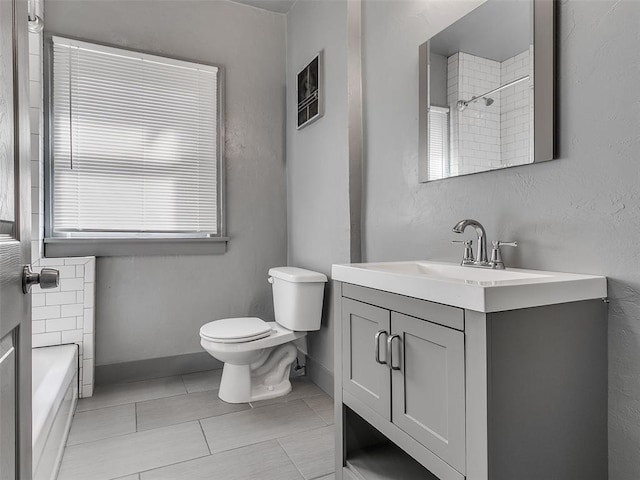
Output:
[32,345,78,480]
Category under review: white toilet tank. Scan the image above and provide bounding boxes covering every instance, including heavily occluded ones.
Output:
[268,267,327,331]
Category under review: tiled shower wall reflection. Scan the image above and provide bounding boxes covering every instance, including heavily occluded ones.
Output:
[446,48,533,176]
[500,46,534,166]
[29,20,96,397]
[447,52,502,175]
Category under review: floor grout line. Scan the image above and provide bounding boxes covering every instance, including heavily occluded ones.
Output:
[134,401,139,432]
[62,419,204,450]
[134,437,310,478]
[76,391,187,414]
[198,419,212,455]
[133,452,213,479]
[202,419,332,459]
[73,399,137,415]
[134,404,252,434]
[64,430,137,450]
[108,473,143,480]
[277,424,336,480]
[276,438,307,480]
[302,398,327,425]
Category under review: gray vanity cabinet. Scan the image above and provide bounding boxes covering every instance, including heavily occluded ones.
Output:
[340,287,467,478]
[390,312,465,472]
[341,300,466,470]
[335,281,607,480]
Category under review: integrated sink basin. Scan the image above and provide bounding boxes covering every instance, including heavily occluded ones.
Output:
[359,261,552,282]
[332,261,607,312]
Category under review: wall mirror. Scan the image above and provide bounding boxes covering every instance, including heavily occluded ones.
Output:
[419,0,555,182]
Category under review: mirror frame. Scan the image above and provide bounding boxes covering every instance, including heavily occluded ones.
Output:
[418,0,556,183]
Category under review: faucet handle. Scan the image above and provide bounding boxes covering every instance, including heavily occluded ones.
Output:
[451,240,474,265]
[490,241,517,269]
[492,240,518,248]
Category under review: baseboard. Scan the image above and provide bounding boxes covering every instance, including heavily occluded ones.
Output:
[97,350,334,394]
[96,352,222,385]
[306,356,334,398]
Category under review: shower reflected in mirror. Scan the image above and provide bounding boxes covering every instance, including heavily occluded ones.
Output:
[418,0,556,183]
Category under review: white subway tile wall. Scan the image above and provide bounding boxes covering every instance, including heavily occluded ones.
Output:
[447,49,532,176]
[28,29,97,398]
[447,54,460,176]
[500,47,534,166]
[31,257,96,398]
[448,52,502,175]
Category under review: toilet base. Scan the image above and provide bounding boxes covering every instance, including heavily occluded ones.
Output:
[218,342,298,404]
[247,378,293,403]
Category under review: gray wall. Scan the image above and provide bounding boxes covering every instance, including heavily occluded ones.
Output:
[429,52,448,108]
[286,0,350,385]
[46,0,287,366]
[44,0,640,475]
[362,0,640,478]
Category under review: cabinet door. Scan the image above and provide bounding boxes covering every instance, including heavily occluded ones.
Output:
[391,312,466,474]
[342,298,391,420]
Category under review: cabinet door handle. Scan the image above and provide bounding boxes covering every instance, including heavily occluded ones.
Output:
[374,330,388,365]
[387,334,401,371]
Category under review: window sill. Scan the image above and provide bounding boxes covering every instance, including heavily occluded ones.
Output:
[44,237,230,257]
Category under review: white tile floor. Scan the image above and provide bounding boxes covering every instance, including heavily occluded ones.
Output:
[57,370,335,480]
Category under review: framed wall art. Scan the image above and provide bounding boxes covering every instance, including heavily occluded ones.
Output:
[297,51,324,129]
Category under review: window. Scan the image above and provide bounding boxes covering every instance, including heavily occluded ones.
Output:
[427,106,450,181]
[46,37,225,255]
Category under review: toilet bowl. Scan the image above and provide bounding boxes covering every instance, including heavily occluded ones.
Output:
[200,267,327,404]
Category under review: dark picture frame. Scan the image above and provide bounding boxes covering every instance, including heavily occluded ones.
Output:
[297,51,324,129]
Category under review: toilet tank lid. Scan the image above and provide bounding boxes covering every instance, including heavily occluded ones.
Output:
[268,267,328,283]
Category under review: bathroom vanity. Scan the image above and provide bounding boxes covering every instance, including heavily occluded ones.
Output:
[332,262,607,480]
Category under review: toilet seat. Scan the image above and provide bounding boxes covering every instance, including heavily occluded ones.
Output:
[200,317,272,344]
[201,321,305,355]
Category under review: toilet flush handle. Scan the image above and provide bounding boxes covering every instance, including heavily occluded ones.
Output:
[268,277,274,284]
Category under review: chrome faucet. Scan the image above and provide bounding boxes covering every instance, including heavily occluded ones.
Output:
[452,219,517,269]
[452,219,489,266]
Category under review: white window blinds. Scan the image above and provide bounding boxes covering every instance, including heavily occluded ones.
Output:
[427,106,450,181]
[50,37,220,236]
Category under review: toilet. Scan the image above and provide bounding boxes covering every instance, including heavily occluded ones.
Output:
[199,267,327,404]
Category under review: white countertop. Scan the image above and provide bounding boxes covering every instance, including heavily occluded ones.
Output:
[331,261,607,313]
